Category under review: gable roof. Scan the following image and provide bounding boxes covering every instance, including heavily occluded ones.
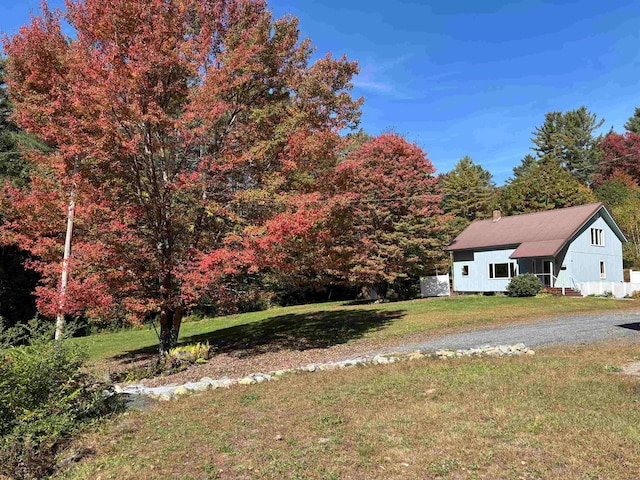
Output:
[446,202,626,258]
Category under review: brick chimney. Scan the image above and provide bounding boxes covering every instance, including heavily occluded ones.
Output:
[492,210,501,222]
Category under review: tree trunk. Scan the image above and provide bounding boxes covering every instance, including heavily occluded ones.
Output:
[55,157,79,341]
[158,304,184,355]
[373,281,388,301]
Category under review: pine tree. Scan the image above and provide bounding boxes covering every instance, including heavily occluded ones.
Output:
[440,156,497,221]
[500,159,596,215]
[0,60,40,329]
[511,153,537,179]
[624,107,640,134]
[0,60,32,187]
[531,106,604,186]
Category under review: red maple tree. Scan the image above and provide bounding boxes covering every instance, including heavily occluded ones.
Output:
[332,134,446,297]
[2,0,361,352]
[244,133,449,300]
[597,132,640,185]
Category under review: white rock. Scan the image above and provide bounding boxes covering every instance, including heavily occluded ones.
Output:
[217,378,236,388]
[190,382,210,392]
[253,376,265,384]
[373,354,390,364]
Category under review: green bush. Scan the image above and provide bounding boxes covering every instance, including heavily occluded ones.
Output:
[506,274,542,297]
[167,342,211,364]
[0,332,120,479]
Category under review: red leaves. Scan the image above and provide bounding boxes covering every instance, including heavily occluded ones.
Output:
[330,134,445,285]
[2,0,362,325]
[598,132,640,185]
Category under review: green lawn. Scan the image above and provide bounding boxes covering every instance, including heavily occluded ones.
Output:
[74,295,639,362]
[61,340,640,479]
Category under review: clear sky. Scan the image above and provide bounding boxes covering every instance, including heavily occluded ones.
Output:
[2,0,639,184]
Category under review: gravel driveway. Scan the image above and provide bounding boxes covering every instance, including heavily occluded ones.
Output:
[140,308,640,387]
[381,308,640,355]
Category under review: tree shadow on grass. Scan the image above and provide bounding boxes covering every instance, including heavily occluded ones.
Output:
[114,308,405,363]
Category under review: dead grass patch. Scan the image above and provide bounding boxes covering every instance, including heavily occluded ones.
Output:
[61,339,640,479]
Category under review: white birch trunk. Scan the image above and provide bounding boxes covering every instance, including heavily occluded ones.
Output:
[55,158,79,340]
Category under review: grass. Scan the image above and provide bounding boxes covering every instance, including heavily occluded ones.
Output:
[61,340,640,479]
[73,295,640,362]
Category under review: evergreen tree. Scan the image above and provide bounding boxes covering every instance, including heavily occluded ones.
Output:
[531,106,604,186]
[511,153,538,179]
[0,59,34,187]
[532,111,566,159]
[0,59,39,328]
[500,159,596,215]
[624,107,640,134]
[440,156,497,221]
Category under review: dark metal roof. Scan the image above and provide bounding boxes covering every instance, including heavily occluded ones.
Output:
[446,203,624,257]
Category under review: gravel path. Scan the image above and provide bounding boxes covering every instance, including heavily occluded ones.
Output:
[136,308,640,386]
[377,309,640,355]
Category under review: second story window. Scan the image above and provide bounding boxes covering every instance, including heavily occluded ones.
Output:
[591,228,604,246]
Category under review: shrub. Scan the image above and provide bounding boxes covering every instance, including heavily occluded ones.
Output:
[0,332,120,479]
[506,274,542,297]
[167,342,211,364]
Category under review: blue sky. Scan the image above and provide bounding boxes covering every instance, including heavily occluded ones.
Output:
[2,0,640,184]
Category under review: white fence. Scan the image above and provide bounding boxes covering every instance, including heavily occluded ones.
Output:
[420,274,451,298]
[576,281,640,298]
[630,270,640,284]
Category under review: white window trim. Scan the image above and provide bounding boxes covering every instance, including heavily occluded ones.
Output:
[600,261,606,279]
[488,262,518,280]
[591,228,604,247]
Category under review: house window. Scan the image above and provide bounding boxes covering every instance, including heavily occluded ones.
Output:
[591,228,604,246]
[462,265,469,276]
[600,261,606,279]
[489,262,517,279]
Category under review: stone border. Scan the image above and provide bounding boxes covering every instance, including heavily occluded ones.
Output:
[115,343,534,401]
